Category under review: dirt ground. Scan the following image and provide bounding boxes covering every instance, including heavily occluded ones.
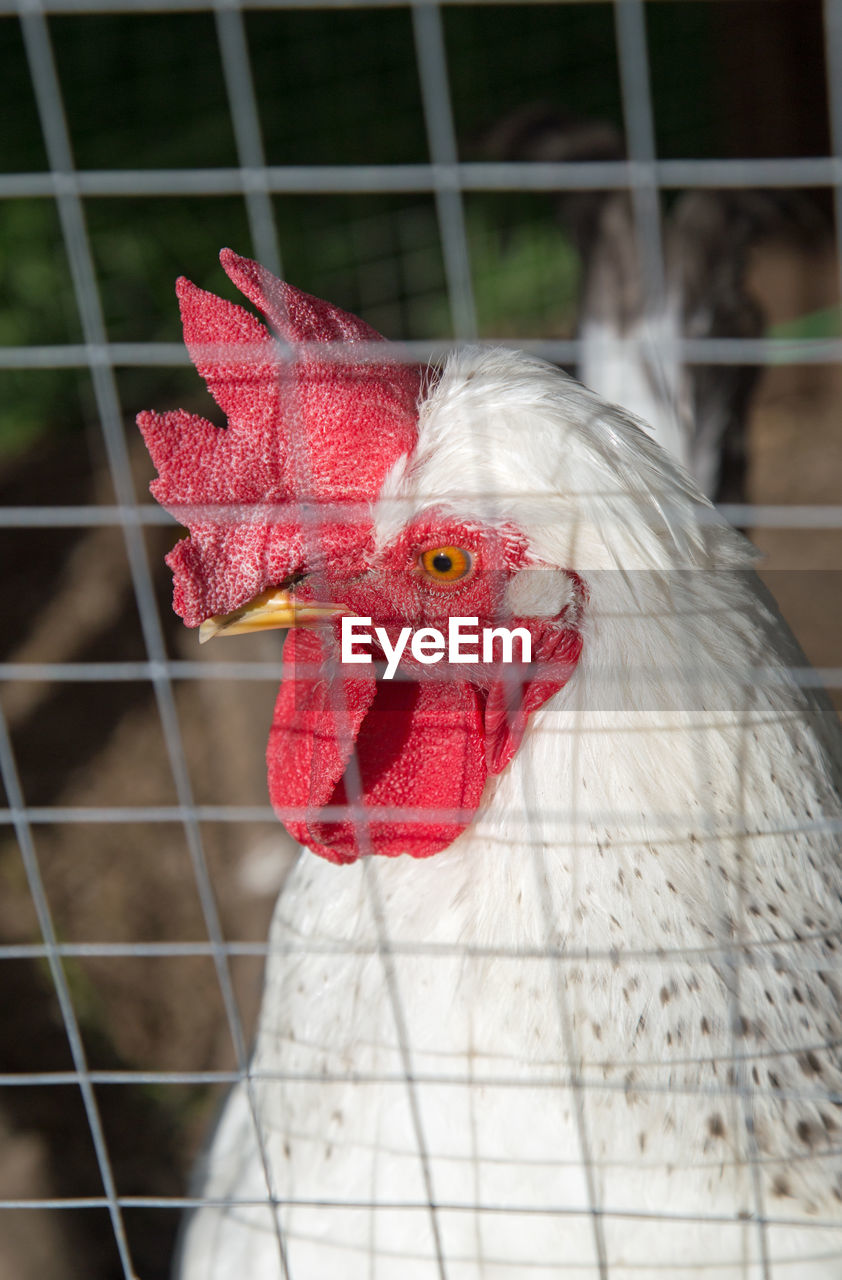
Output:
[0,236,840,1279]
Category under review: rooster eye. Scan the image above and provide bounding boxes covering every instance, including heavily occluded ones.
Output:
[419,545,473,584]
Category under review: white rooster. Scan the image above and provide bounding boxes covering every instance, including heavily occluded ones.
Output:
[140,251,842,1280]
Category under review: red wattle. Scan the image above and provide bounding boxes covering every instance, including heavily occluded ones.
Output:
[484,623,584,775]
[267,629,488,863]
[267,628,377,865]
[311,678,487,861]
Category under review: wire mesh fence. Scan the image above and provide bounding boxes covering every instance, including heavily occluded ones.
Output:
[1,1,842,1278]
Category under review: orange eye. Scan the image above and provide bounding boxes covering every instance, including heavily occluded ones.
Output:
[419,546,473,584]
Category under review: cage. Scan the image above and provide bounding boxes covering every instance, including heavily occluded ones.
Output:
[1,1,842,1277]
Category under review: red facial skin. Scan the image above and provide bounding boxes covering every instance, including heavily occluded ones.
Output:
[268,515,585,864]
[306,516,528,656]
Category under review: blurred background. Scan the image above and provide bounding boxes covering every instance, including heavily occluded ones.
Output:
[1,1,841,1277]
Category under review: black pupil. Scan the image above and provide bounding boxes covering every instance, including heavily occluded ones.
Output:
[432,552,453,574]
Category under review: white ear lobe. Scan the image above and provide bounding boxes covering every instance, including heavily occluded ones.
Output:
[506,568,576,619]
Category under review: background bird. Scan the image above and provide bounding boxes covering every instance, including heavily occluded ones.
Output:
[139,250,842,1279]
[480,105,832,503]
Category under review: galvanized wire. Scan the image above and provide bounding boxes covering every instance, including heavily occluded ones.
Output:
[2,1,842,1276]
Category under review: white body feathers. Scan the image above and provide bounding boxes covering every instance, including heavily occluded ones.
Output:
[178,352,842,1278]
[578,311,697,484]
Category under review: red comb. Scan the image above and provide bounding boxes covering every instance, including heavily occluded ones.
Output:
[138,250,422,624]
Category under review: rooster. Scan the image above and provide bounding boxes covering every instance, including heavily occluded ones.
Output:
[140,251,842,1279]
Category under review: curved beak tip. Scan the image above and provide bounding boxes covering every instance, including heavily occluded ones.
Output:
[197,587,349,642]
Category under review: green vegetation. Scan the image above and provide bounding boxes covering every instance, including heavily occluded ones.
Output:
[1,2,728,461]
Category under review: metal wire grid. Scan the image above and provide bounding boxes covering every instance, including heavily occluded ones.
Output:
[0,1,841,1278]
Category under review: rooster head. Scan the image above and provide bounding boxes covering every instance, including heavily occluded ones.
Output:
[139,251,585,864]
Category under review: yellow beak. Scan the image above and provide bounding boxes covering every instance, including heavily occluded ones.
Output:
[198,587,348,644]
